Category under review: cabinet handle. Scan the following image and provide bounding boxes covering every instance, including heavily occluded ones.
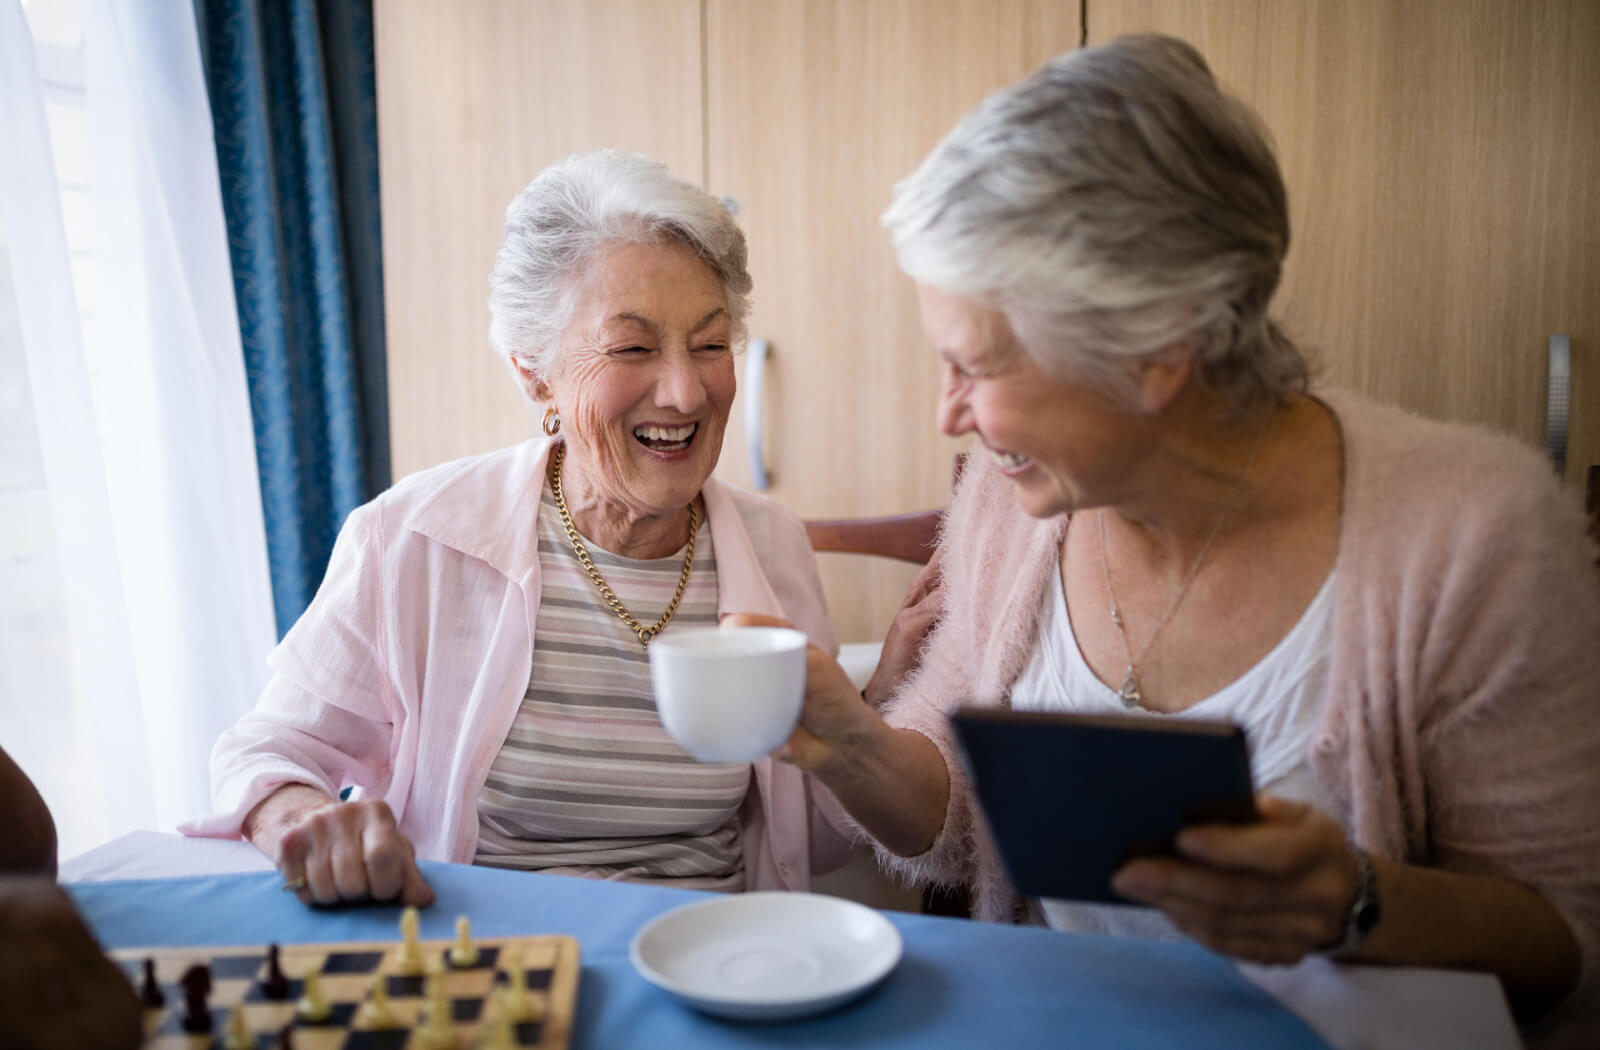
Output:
[746,338,771,490]
[1547,333,1570,473]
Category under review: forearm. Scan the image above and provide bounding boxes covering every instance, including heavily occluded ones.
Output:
[815,723,949,858]
[241,783,340,863]
[1350,859,1580,1016]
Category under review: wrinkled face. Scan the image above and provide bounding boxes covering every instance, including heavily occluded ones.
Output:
[531,240,736,520]
[920,283,1152,519]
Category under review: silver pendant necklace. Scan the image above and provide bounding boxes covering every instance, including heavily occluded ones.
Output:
[1097,418,1271,709]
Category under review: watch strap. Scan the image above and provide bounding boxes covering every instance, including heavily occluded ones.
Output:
[1318,846,1380,957]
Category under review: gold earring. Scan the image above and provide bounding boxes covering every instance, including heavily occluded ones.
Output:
[541,407,561,436]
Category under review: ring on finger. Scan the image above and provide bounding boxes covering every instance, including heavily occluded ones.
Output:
[281,876,308,892]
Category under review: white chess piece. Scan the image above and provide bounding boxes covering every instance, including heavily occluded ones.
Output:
[355,972,398,1028]
[410,969,455,1050]
[223,1004,252,1050]
[396,906,425,976]
[501,945,541,1022]
[448,915,478,968]
[295,970,331,1023]
[478,987,518,1050]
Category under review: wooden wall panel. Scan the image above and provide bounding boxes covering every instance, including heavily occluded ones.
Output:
[706,0,1080,641]
[374,1,705,479]
[1087,0,1600,489]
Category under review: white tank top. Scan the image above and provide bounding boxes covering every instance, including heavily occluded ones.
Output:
[1009,560,1339,938]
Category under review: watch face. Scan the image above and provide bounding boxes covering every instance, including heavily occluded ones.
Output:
[1354,893,1381,935]
[1351,850,1380,936]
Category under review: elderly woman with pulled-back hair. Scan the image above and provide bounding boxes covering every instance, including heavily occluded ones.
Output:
[746,34,1600,1044]
[186,150,852,903]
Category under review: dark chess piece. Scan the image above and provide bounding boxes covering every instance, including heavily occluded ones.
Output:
[262,943,290,1000]
[138,957,165,1008]
[278,1021,295,1049]
[179,963,213,1033]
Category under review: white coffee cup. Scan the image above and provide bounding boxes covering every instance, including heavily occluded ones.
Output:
[648,625,808,763]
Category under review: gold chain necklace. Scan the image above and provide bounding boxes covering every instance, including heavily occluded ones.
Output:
[550,443,699,646]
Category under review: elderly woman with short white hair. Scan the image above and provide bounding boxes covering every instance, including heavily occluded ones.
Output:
[187,150,851,904]
[753,35,1600,1043]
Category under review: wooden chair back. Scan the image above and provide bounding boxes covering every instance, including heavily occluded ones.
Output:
[801,453,966,566]
[803,511,941,566]
[1588,465,1599,568]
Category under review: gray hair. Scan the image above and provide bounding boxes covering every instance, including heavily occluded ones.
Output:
[488,149,752,377]
[883,34,1310,415]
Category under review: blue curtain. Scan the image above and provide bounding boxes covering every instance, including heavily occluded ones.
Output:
[195,0,390,637]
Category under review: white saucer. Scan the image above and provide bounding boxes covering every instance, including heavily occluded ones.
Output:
[629,892,903,1021]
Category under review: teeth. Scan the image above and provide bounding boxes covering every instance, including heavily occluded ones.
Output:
[634,423,696,442]
[991,448,1029,470]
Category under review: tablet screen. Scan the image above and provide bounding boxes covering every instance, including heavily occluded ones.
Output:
[950,708,1257,904]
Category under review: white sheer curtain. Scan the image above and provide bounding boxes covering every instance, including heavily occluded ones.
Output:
[0,0,275,860]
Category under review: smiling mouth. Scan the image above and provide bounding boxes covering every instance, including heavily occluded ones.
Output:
[988,446,1031,472]
[633,422,698,453]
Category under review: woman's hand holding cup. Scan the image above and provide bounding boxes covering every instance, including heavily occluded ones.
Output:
[714,614,878,773]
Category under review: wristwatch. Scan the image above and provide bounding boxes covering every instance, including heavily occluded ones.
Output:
[1321,847,1381,956]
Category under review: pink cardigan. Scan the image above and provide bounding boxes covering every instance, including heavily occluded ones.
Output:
[877,389,1600,1035]
[184,437,852,891]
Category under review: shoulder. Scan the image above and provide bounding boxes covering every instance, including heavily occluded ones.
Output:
[1325,388,1578,569]
[1322,388,1598,698]
[1328,388,1557,509]
[332,440,553,579]
[943,452,1042,548]
[940,452,1062,601]
[367,441,546,518]
[711,477,811,545]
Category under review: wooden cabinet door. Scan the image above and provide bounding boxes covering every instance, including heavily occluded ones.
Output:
[706,0,1080,641]
[1087,0,1599,490]
[375,0,705,478]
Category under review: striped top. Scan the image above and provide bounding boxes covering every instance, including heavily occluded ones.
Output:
[473,484,749,890]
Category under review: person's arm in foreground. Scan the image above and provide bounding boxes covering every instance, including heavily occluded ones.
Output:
[1112,796,1581,1016]
[0,878,143,1050]
[0,746,56,877]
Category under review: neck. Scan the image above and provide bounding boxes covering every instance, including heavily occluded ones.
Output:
[1103,387,1305,570]
[552,445,693,559]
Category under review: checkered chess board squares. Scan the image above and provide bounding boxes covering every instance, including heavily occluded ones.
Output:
[113,933,578,1049]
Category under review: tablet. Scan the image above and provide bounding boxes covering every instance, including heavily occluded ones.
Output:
[949,708,1258,905]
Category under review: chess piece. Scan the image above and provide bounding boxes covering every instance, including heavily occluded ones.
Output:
[223,1004,252,1050]
[479,987,517,1050]
[277,1022,295,1049]
[355,972,398,1028]
[179,963,214,1033]
[448,914,478,968]
[294,970,331,1023]
[396,905,425,975]
[138,957,165,1008]
[411,970,455,1050]
[500,946,539,1022]
[262,943,290,1000]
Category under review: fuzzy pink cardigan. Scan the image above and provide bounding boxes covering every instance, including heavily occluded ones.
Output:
[876,389,1600,1037]
[185,437,851,892]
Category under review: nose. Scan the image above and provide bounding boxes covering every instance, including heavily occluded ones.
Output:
[936,366,971,437]
[655,346,708,415]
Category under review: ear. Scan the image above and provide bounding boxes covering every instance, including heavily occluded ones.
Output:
[507,356,552,404]
[1131,343,1194,414]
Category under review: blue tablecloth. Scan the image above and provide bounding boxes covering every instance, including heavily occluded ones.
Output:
[70,860,1330,1049]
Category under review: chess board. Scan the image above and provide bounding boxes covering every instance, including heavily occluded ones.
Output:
[112,934,579,1049]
